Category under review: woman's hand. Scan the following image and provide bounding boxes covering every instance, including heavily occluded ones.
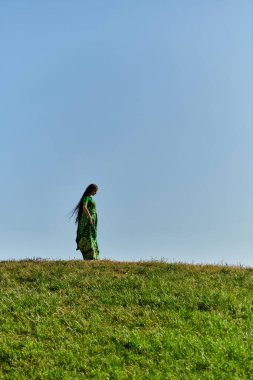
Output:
[83,206,94,225]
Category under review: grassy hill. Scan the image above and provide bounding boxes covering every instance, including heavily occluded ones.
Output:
[0,259,252,379]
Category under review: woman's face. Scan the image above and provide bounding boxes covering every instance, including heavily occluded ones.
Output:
[91,188,98,196]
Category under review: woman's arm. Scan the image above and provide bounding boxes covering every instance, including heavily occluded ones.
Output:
[83,205,94,224]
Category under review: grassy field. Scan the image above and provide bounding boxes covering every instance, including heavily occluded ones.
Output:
[0,259,252,379]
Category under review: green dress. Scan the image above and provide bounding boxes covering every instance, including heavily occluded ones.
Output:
[76,196,99,260]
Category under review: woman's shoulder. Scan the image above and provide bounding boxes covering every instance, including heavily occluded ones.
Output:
[83,195,91,203]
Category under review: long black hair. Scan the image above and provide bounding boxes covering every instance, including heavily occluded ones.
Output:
[71,184,98,224]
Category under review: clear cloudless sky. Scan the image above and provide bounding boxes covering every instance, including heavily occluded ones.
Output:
[0,1,252,265]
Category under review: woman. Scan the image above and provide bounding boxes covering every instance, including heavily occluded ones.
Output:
[72,184,99,260]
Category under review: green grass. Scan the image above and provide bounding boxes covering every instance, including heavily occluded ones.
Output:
[0,259,253,379]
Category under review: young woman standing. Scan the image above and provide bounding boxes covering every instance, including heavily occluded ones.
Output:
[72,184,99,260]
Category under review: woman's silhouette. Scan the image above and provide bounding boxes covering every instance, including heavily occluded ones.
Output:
[71,184,99,260]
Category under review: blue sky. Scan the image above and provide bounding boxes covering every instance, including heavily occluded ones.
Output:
[0,1,252,265]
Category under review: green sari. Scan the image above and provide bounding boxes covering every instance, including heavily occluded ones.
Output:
[76,196,99,260]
